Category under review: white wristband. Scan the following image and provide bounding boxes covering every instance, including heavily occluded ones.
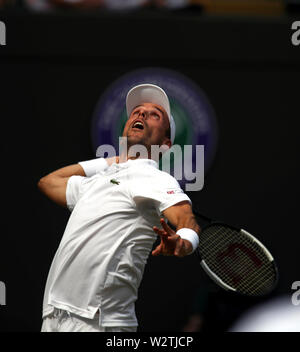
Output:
[78,158,108,177]
[176,228,199,254]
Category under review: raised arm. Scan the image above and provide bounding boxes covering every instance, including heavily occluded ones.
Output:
[38,156,119,207]
[152,201,201,257]
[37,164,86,208]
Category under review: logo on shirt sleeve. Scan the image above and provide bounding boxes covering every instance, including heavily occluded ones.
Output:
[166,188,183,195]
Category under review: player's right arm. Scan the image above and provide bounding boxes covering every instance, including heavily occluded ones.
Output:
[37,164,86,208]
[38,156,118,208]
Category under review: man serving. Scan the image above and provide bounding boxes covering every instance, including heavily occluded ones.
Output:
[38,84,200,332]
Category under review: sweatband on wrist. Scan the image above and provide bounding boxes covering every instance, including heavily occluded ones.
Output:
[78,158,108,177]
[176,228,199,254]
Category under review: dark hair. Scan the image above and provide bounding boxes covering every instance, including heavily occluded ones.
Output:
[165,123,171,140]
[164,110,171,140]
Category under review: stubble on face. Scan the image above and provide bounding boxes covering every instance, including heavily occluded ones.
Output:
[123,103,170,151]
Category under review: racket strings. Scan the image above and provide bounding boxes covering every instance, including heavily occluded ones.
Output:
[202,228,270,292]
[206,230,275,295]
[199,225,276,296]
[205,228,275,295]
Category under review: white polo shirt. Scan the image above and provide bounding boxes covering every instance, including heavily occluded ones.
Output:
[42,158,191,327]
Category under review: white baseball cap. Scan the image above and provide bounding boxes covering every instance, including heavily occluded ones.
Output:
[126,84,176,144]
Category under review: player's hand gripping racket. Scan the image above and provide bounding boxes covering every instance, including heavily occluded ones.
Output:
[193,209,278,297]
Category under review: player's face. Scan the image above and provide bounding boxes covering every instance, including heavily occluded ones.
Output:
[122,103,171,150]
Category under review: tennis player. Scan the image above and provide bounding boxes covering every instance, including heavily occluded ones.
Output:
[38,84,200,332]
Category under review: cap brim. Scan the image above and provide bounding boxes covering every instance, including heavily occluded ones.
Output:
[126,84,171,121]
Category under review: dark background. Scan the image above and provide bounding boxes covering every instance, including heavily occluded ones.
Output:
[0,7,300,331]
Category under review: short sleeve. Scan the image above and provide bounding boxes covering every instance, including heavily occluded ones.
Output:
[66,175,86,211]
[130,172,192,215]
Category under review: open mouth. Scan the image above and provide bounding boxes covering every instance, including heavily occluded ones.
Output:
[132,121,144,130]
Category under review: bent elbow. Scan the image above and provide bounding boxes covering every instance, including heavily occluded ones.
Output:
[37,176,48,192]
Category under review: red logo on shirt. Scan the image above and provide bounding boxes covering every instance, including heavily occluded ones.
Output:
[167,191,175,194]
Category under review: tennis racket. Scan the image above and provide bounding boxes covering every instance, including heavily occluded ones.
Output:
[192,209,278,297]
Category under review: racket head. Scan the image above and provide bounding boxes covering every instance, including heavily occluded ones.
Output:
[196,222,278,297]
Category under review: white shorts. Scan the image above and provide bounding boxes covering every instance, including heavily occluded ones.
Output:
[41,308,137,332]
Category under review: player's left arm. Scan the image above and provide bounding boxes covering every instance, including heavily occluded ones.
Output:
[152,201,201,257]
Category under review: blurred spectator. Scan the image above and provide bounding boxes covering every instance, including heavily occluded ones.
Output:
[104,0,151,11]
[24,0,53,11]
[153,0,190,9]
[24,0,105,11]
[23,0,191,12]
[104,0,191,11]
[24,0,152,12]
